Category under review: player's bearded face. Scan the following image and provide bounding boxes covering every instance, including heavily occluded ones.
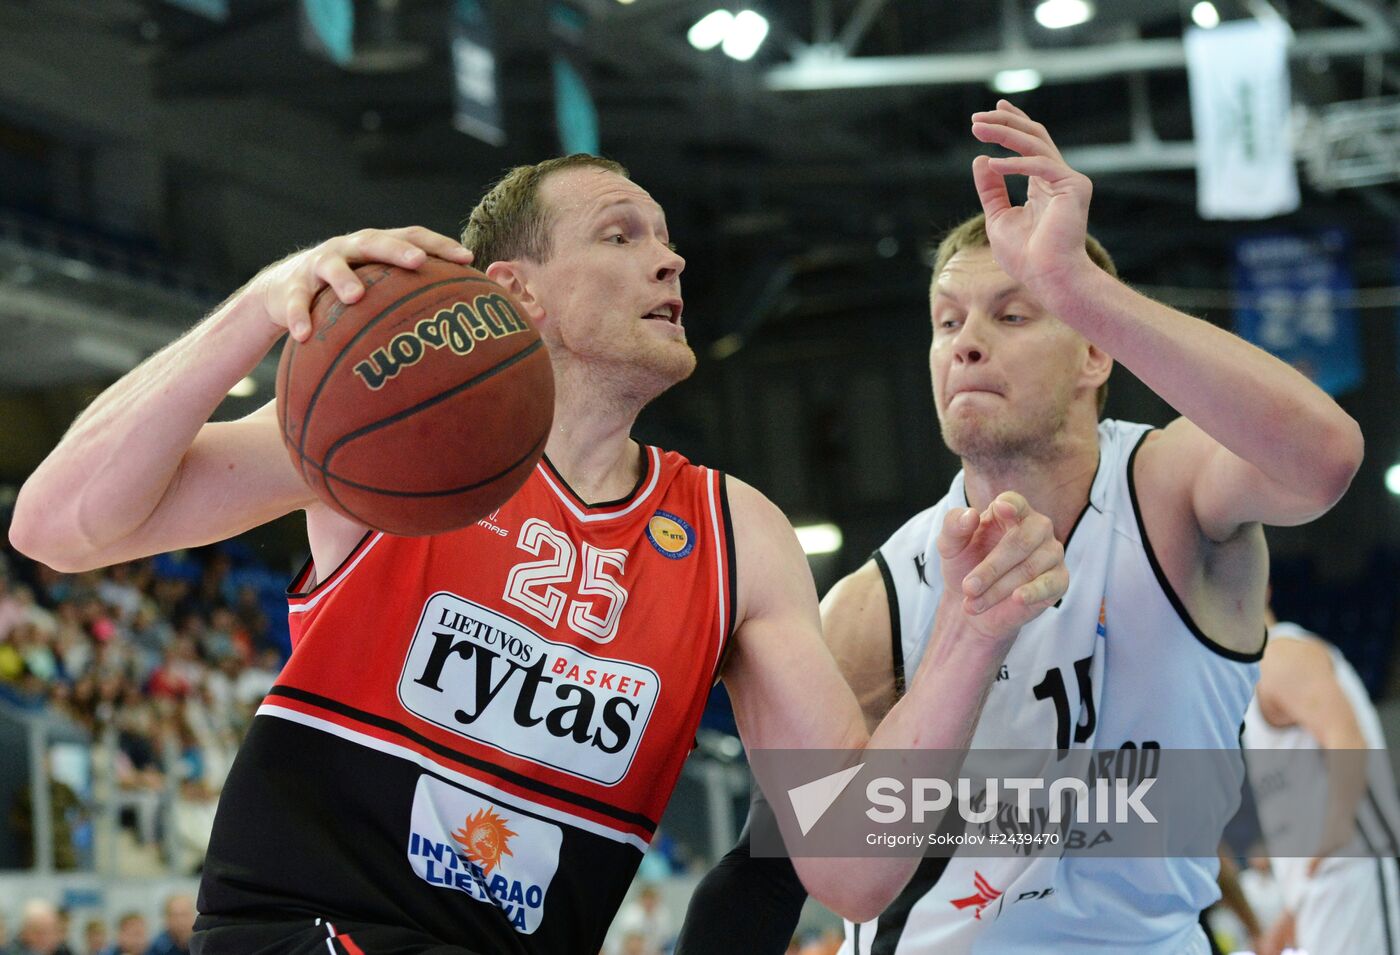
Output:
[527,169,695,397]
[929,249,1086,464]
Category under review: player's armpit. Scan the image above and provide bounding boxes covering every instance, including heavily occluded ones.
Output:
[821,561,898,733]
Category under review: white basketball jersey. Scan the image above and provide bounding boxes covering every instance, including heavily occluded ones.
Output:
[844,419,1261,955]
[1243,622,1400,953]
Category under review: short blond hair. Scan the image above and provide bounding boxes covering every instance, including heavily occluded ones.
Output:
[932,213,1116,416]
[462,155,629,268]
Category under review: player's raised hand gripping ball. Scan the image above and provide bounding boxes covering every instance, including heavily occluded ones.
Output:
[276,255,554,536]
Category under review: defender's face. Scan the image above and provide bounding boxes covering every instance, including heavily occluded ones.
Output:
[929,248,1087,462]
[526,168,694,387]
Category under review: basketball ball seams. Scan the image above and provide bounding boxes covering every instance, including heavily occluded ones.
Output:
[316,339,546,473]
[319,430,547,499]
[277,259,553,535]
[296,274,498,463]
[318,433,545,534]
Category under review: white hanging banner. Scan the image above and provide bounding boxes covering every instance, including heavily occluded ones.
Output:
[1184,19,1300,220]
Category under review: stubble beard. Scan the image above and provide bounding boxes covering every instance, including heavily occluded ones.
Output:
[938,398,1070,472]
[604,336,697,407]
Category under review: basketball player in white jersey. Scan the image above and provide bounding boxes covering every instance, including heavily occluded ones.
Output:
[1244,610,1400,955]
[10,156,1071,950]
[676,101,1363,955]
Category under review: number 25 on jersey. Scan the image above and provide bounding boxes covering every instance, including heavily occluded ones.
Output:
[502,518,630,643]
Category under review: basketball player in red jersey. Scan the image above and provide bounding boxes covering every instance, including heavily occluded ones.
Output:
[11,156,1068,955]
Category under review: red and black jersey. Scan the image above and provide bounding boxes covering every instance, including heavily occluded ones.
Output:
[196,445,736,955]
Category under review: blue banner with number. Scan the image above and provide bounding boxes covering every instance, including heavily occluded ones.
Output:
[1233,230,1363,396]
[451,0,505,146]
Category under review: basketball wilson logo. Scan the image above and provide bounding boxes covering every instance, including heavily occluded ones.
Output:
[452,807,516,877]
[353,292,530,390]
[646,511,694,559]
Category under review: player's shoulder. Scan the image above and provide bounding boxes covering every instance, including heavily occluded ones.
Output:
[721,474,793,535]
[879,493,953,560]
[1262,624,1331,667]
[822,559,888,621]
[1125,416,1203,484]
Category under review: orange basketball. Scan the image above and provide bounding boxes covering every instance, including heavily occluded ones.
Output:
[276,256,553,535]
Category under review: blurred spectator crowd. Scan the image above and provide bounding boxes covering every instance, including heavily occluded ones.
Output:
[0,523,292,873]
[2,893,195,955]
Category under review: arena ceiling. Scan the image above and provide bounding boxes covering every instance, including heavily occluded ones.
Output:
[0,0,1398,565]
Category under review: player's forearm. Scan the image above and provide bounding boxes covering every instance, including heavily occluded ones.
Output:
[1216,851,1263,937]
[1039,264,1362,504]
[871,604,1008,752]
[805,609,1009,921]
[1317,737,1369,854]
[10,295,282,569]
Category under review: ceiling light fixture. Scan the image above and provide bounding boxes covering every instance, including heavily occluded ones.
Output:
[1191,1,1221,28]
[1387,464,1400,496]
[688,10,734,51]
[992,68,1043,93]
[795,522,843,556]
[721,10,770,61]
[689,9,769,60]
[1034,0,1094,30]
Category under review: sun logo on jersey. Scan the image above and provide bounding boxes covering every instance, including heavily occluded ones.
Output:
[646,511,694,559]
[451,807,517,877]
[1096,597,1107,639]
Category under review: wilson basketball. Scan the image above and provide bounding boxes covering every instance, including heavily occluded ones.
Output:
[276,256,553,536]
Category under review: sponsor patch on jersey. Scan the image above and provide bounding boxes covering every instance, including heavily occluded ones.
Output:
[950,870,1002,921]
[407,774,561,934]
[645,511,694,559]
[398,593,661,786]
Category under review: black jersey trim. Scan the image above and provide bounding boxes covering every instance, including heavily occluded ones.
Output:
[871,856,951,954]
[1125,431,1265,664]
[1062,449,1104,555]
[711,473,740,685]
[1381,858,1397,955]
[1356,822,1397,955]
[286,530,375,599]
[872,551,906,700]
[263,685,659,834]
[541,442,651,510]
[1369,787,1400,856]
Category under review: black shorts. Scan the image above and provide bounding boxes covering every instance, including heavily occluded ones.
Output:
[191,917,485,955]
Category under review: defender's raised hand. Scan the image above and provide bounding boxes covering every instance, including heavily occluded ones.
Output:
[246,226,474,342]
[936,491,1067,643]
[970,100,1094,296]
